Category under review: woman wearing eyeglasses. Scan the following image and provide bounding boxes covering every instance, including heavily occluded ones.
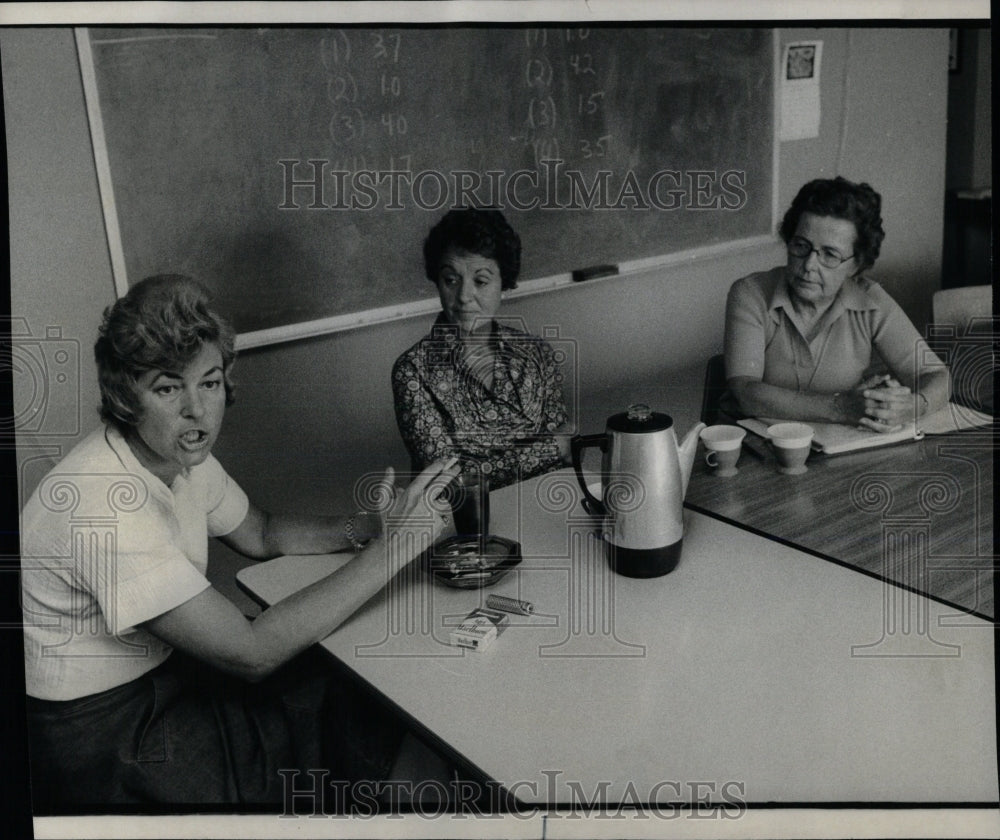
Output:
[724,176,949,432]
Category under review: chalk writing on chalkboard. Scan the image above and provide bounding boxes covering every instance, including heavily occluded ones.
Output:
[84,26,774,338]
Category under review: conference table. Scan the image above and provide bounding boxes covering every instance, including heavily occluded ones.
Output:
[238,453,996,807]
[686,424,996,622]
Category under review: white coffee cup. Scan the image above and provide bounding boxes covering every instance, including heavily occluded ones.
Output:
[699,425,746,477]
[765,422,815,475]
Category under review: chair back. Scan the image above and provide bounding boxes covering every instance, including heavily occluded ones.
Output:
[929,285,995,416]
[932,285,992,333]
[700,354,728,425]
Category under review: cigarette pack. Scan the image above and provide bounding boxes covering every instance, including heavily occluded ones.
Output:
[449,606,509,651]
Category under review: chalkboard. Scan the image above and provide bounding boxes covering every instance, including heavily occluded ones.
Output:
[84,26,774,336]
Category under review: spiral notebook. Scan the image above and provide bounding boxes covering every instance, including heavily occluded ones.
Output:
[738,403,993,456]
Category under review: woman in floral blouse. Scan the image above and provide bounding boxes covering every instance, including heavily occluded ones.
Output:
[391,208,573,489]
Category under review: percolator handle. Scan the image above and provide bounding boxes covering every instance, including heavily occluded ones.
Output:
[571,433,607,517]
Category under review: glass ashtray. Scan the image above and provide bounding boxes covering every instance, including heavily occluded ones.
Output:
[427,535,522,589]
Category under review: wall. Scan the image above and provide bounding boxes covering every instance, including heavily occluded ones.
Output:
[971,30,992,189]
[4,26,951,607]
[3,28,116,498]
[946,27,992,192]
[777,28,949,325]
[942,26,991,289]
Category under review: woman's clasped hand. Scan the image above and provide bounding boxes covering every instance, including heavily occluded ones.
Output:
[837,374,916,433]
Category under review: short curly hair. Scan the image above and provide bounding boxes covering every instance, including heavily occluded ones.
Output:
[779,176,885,272]
[423,207,521,290]
[94,274,236,432]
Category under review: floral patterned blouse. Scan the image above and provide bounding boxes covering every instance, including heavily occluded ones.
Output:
[391,316,569,489]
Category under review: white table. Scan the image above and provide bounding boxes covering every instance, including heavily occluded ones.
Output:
[237,469,996,805]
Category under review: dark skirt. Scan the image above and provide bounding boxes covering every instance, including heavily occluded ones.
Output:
[25,649,404,811]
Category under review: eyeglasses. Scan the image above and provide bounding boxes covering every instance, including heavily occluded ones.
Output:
[786,236,856,269]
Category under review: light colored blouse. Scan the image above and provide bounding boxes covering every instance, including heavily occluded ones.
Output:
[21,425,249,700]
[724,266,939,393]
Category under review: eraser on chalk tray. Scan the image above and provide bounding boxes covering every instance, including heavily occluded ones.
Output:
[449,606,509,651]
[571,264,619,282]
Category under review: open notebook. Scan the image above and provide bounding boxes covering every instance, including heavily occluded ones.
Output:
[738,403,994,455]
